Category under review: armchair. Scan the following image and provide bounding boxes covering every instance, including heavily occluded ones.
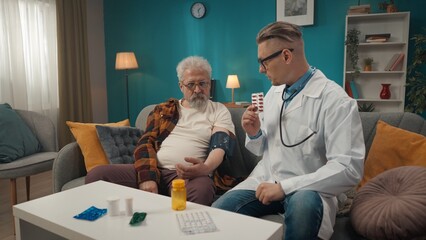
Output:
[0,109,57,205]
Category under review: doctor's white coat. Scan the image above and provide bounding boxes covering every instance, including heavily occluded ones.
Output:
[233,70,365,239]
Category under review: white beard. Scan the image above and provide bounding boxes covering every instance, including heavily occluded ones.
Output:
[188,93,208,110]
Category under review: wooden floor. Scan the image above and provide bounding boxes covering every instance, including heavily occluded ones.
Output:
[0,171,52,240]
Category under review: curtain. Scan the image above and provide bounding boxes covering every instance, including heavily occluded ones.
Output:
[0,0,58,127]
[56,0,92,148]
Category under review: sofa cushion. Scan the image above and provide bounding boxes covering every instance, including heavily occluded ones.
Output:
[95,125,143,164]
[66,119,130,172]
[351,166,426,240]
[0,103,41,163]
[358,120,426,189]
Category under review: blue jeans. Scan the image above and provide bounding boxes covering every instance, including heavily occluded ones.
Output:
[212,190,323,240]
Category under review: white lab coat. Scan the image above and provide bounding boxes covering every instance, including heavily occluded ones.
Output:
[232,70,365,239]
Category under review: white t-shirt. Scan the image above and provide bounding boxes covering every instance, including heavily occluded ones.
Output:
[157,100,235,169]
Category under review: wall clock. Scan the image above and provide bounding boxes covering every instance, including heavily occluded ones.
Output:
[191,2,206,19]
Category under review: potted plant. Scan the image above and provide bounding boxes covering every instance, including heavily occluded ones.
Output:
[405,30,426,114]
[363,57,374,71]
[358,103,375,112]
[345,28,361,80]
[379,0,397,13]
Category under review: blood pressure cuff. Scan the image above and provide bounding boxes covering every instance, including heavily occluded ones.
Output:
[209,131,245,194]
[208,131,235,157]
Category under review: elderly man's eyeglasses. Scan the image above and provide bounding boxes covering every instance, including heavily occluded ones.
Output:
[182,81,210,91]
[258,48,294,69]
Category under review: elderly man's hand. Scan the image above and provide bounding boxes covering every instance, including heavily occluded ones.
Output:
[139,180,158,194]
[175,157,210,179]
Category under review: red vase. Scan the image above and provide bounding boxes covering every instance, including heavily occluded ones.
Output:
[380,83,391,99]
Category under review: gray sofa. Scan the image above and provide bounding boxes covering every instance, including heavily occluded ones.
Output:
[52,106,426,239]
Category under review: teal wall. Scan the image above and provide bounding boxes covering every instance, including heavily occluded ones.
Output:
[104,0,426,123]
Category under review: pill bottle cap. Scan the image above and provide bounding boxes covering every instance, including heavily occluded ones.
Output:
[172,179,185,188]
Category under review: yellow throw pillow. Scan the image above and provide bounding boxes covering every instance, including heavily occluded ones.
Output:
[358,120,426,189]
[66,119,130,172]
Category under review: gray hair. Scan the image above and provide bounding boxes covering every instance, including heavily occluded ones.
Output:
[176,56,212,82]
[256,21,302,44]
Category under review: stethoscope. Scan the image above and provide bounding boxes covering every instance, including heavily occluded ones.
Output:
[279,67,317,147]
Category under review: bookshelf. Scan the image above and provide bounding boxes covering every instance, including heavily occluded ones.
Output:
[343,12,410,112]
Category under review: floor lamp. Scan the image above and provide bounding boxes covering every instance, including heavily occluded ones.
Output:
[115,52,139,119]
[226,75,240,103]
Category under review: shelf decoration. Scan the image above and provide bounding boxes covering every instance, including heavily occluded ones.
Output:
[365,33,390,43]
[389,53,404,71]
[350,81,360,99]
[363,57,373,71]
[384,53,401,71]
[345,29,361,78]
[358,103,375,112]
[347,4,370,15]
[378,0,398,13]
[380,83,391,99]
[345,81,354,98]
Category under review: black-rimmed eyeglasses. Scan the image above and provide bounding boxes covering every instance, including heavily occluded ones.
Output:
[181,81,210,91]
[258,48,294,69]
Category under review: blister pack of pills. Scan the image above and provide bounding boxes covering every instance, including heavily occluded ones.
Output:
[251,92,264,112]
[74,206,107,221]
[176,211,218,235]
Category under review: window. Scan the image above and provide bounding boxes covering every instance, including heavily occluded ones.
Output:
[0,0,58,123]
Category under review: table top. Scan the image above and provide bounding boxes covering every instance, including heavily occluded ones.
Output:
[13,181,282,240]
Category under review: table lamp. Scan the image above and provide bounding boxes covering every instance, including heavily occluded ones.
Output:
[115,52,139,119]
[226,75,240,104]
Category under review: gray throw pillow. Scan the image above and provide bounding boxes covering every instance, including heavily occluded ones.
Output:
[95,125,143,164]
[0,103,41,163]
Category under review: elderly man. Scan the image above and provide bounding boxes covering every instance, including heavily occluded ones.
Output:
[86,56,235,206]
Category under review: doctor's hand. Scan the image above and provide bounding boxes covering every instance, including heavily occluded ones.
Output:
[241,105,261,137]
[255,182,285,205]
[139,180,158,194]
[175,157,209,179]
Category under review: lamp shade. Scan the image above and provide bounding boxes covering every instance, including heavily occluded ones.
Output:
[115,52,138,70]
[226,75,240,89]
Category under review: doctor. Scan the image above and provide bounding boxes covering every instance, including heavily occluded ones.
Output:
[212,21,365,240]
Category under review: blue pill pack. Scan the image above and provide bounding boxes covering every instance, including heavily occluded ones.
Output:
[74,206,107,221]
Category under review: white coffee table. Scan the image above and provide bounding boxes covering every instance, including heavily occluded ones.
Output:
[13,181,282,240]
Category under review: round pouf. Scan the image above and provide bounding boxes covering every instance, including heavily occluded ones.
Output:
[351,166,426,240]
